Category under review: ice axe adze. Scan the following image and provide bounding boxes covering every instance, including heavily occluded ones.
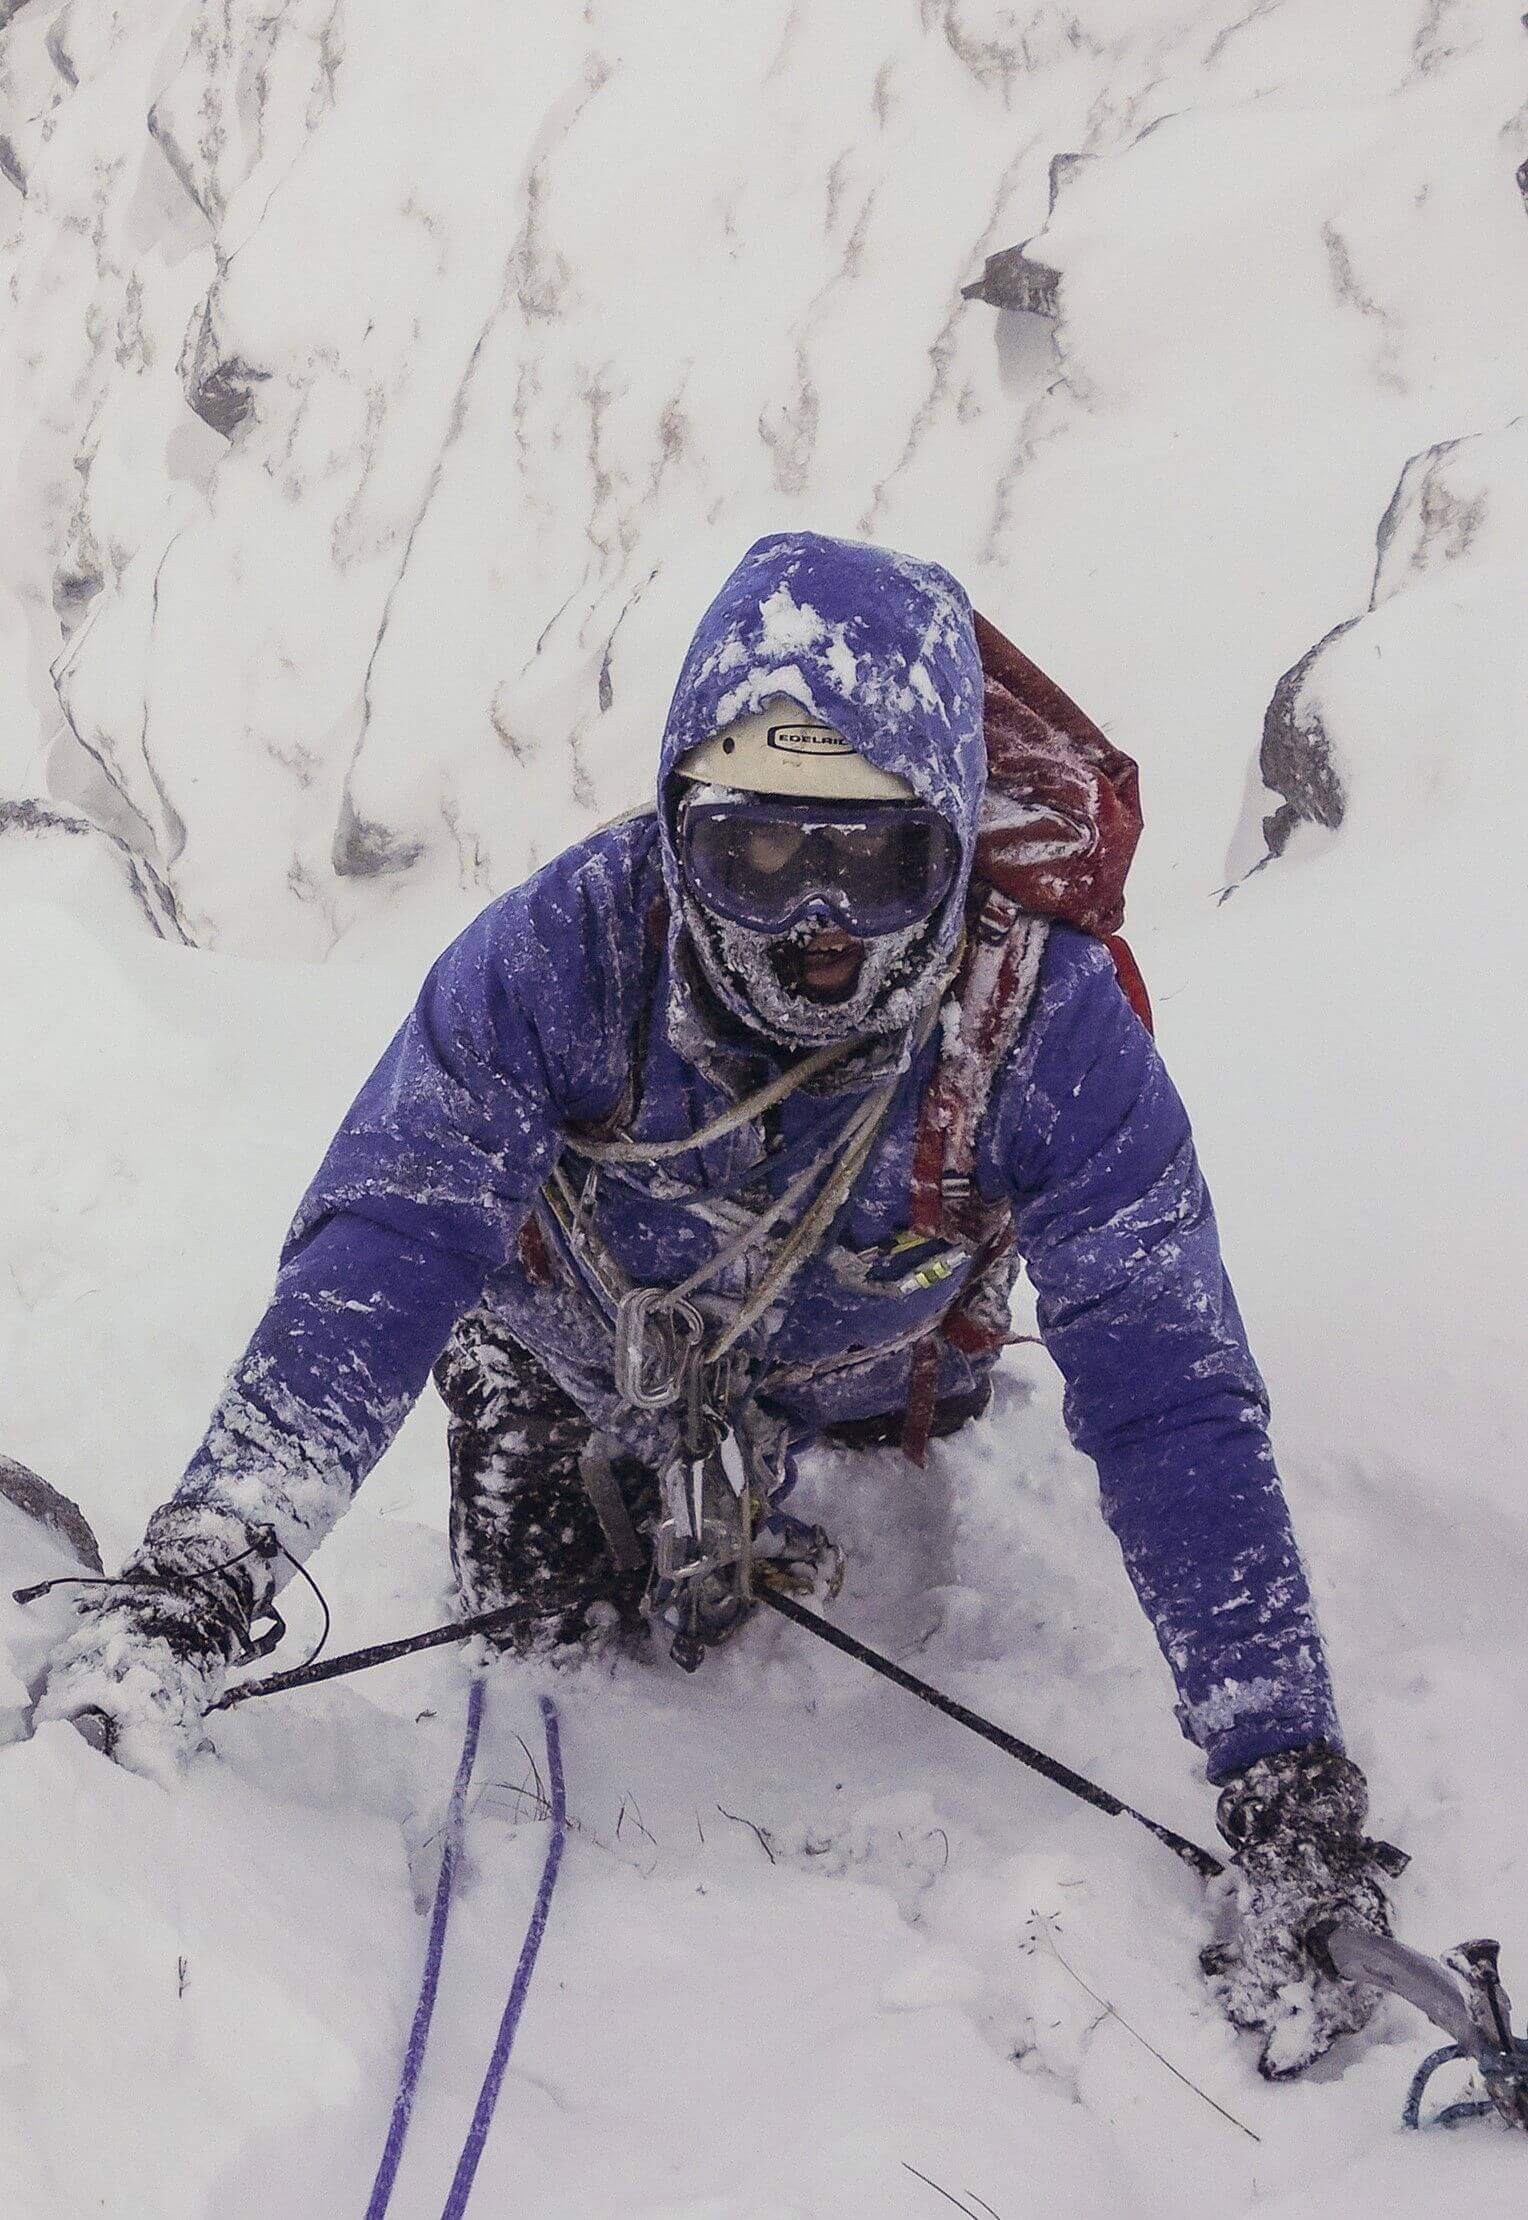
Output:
[10,1466,1528,2130]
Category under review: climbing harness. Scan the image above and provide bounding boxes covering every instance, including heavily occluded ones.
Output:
[539,974,956,1669]
[554,975,950,1370]
[365,1679,568,2219]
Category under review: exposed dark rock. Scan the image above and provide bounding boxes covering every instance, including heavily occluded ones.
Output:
[0,1454,104,1573]
[148,99,214,224]
[52,560,103,626]
[0,799,89,837]
[960,148,1081,314]
[43,13,77,87]
[1253,427,1485,863]
[188,356,265,438]
[1047,149,1086,214]
[3,762,195,943]
[332,791,425,879]
[1258,620,1357,856]
[962,244,1060,317]
[181,299,268,439]
[1516,154,1527,213]
[0,134,26,196]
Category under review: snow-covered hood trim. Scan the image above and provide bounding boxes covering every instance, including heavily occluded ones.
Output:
[657,532,986,985]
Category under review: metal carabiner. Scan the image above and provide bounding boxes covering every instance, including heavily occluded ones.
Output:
[613,1287,706,1410]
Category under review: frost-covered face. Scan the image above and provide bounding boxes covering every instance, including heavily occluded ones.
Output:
[657,534,987,1051]
[680,885,948,1047]
[674,778,958,1045]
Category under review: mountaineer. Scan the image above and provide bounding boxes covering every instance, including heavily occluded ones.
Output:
[39,530,1395,2078]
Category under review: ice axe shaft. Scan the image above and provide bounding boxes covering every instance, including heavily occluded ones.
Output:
[759,1586,1528,2132]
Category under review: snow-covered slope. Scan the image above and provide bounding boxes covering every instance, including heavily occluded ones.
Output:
[2,3,1526,2215]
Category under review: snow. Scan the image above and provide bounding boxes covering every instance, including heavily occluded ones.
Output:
[3,1,1527,2215]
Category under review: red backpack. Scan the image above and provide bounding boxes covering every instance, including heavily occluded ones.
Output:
[901,612,1147,1462]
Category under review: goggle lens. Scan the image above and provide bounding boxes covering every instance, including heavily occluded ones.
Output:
[681,798,959,937]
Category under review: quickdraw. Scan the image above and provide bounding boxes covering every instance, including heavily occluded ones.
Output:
[612,1286,706,1411]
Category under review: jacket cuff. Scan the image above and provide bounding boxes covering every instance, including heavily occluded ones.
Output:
[1178,1673,1345,1786]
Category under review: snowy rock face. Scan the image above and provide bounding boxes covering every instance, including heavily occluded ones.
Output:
[2,1,1524,957]
[1259,421,1528,859]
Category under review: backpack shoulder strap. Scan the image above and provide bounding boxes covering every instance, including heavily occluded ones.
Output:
[1102,932,1153,1034]
[909,889,1049,1242]
[902,892,1048,1463]
[900,913,1153,1464]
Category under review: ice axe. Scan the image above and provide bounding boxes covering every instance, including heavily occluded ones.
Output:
[3,1458,111,1753]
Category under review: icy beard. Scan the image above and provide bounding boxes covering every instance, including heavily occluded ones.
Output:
[681,887,948,1049]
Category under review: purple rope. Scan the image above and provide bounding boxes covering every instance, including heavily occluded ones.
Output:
[439,1692,567,2219]
[364,1673,487,2220]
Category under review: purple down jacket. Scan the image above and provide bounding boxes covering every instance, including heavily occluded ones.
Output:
[142,532,1341,1780]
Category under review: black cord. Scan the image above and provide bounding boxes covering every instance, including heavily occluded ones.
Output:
[20,1531,1216,1882]
[278,1547,332,1670]
[14,1527,332,1675]
[210,1600,520,1711]
[13,1536,273,1609]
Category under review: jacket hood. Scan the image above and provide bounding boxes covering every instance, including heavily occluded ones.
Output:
[657,532,986,926]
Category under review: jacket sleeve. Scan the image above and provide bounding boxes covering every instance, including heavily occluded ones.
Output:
[132,834,647,1613]
[983,929,1342,1782]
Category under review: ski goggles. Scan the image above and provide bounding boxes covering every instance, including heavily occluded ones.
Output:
[679,796,960,938]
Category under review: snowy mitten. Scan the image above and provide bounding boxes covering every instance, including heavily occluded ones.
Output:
[1201,1743,1406,2080]
[36,1575,234,1786]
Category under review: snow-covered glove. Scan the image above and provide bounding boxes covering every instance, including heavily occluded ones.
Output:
[1201,1743,1408,2081]
[35,1554,250,1785]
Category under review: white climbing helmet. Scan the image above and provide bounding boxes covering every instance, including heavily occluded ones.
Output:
[675,704,916,803]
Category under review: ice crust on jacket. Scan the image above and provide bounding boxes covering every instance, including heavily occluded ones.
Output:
[134,532,1339,1780]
